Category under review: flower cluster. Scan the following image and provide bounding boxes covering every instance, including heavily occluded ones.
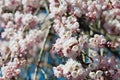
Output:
[0,0,45,79]
[53,15,79,37]
[1,58,24,79]
[49,0,120,34]
[53,49,120,79]
[53,31,88,58]
[1,0,22,10]
[89,34,106,49]
[88,53,120,80]
[53,59,85,79]
[50,0,120,79]
[0,0,120,80]
[103,8,120,35]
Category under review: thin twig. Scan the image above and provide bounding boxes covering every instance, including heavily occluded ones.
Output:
[44,0,49,14]
[81,50,94,62]
[100,48,104,56]
[33,0,44,15]
[33,1,50,79]
[33,26,51,80]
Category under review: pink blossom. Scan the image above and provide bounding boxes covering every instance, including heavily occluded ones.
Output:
[3,0,22,10]
[53,64,63,78]
[22,13,39,28]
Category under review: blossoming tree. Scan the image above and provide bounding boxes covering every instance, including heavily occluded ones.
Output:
[0,0,120,80]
